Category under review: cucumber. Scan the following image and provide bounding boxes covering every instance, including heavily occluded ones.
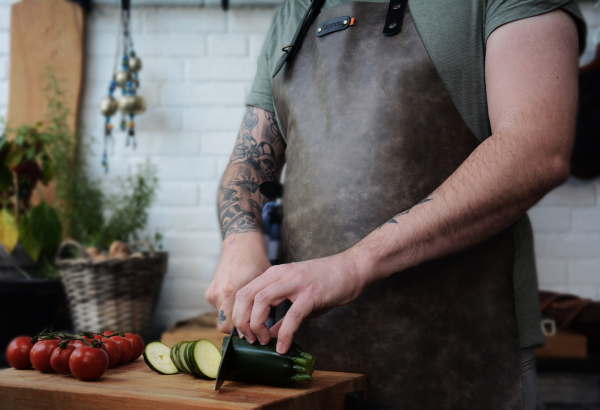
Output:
[178,341,193,375]
[143,342,178,375]
[222,336,315,386]
[170,343,183,372]
[190,339,221,379]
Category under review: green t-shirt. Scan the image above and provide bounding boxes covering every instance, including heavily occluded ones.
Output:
[246,0,586,348]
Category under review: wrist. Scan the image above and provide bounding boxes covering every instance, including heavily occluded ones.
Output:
[342,238,416,287]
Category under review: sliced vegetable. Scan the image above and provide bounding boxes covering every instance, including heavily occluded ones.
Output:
[222,336,315,386]
[143,342,178,375]
[178,341,193,375]
[190,339,221,379]
[170,342,183,372]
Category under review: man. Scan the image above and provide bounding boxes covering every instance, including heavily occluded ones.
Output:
[207,0,585,408]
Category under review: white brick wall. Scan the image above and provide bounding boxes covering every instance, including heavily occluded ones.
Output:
[0,1,599,331]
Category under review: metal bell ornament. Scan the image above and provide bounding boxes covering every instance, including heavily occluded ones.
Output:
[99,96,119,117]
[98,0,145,172]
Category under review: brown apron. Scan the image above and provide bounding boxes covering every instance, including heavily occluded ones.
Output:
[272,2,523,408]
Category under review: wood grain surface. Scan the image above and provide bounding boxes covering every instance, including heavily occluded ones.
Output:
[8,0,84,131]
[0,360,367,410]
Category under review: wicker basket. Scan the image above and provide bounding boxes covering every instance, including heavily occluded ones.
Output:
[56,240,168,337]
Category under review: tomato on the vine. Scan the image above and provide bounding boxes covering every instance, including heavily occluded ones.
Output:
[50,345,76,374]
[6,336,34,369]
[100,338,121,368]
[69,346,108,381]
[124,333,145,362]
[110,336,133,364]
[30,339,60,373]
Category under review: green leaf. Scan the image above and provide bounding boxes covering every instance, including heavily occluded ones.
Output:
[18,213,42,261]
[27,202,63,257]
[15,129,25,146]
[25,146,35,160]
[0,162,13,191]
[0,209,19,254]
[40,154,54,184]
[5,144,23,168]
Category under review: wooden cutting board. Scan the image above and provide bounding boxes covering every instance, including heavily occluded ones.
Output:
[0,360,367,410]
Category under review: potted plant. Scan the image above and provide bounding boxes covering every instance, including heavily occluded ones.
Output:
[0,121,67,368]
[1,73,164,367]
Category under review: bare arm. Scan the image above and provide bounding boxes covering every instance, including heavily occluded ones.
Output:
[232,9,579,352]
[206,106,286,333]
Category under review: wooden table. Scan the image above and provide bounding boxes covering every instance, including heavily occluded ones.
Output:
[0,360,367,409]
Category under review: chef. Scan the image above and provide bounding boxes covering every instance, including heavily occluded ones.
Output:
[206,0,585,408]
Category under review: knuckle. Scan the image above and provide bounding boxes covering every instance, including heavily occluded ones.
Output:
[254,291,269,306]
[236,288,250,302]
[222,284,236,299]
[286,308,302,319]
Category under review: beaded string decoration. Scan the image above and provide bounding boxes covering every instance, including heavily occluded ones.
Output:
[99,0,146,172]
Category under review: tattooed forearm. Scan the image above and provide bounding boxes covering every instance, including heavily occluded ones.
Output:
[218,107,286,239]
[379,196,434,229]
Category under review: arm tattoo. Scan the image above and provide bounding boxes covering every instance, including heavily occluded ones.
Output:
[218,107,285,239]
[379,196,434,229]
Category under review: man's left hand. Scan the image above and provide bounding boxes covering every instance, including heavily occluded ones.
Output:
[232,252,365,354]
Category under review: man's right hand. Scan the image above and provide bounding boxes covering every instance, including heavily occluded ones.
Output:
[206,234,272,333]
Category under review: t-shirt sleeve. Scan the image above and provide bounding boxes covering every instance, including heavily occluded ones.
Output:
[485,0,587,55]
[245,10,281,113]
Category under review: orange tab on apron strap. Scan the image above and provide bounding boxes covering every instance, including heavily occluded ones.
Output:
[350,17,355,26]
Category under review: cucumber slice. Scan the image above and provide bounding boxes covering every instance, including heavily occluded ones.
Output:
[170,343,183,372]
[178,341,193,374]
[191,339,222,379]
[185,340,203,378]
[143,342,178,375]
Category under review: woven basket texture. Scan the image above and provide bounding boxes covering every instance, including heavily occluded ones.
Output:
[56,241,168,337]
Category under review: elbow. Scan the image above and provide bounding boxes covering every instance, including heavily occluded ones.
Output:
[543,154,570,190]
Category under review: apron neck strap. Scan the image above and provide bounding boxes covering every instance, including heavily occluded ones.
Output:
[273,0,326,78]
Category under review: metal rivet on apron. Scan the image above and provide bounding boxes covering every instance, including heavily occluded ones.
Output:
[343,20,348,24]
[318,27,322,32]
[389,22,397,29]
[393,3,401,9]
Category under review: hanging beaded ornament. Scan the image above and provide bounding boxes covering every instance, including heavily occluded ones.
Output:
[99,0,146,172]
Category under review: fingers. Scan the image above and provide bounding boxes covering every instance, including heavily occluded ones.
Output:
[249,281,297,345]
[234,267,282,344]
[275,297,314,354]
[215,285,236,334]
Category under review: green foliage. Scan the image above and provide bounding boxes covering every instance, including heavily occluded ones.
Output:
[46,70,159,252]
[18,202,62,262]
[0,90,63,260]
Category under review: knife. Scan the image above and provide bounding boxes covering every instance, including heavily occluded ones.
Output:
[214,326,238,391]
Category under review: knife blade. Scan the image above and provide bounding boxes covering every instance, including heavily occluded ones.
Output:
[214,326,238,391]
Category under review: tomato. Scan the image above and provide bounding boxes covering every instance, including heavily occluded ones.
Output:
[6,336,34,369]
[109,336,133,364]
[100,338,121,368]
[68,340,86,348]
[102,331,114,337]
[124,333,145,362]
[30,339,60,373]
[69,346,108,381]
[50,345,76,374]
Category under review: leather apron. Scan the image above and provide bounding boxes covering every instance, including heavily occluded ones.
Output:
[272,2,523,408]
